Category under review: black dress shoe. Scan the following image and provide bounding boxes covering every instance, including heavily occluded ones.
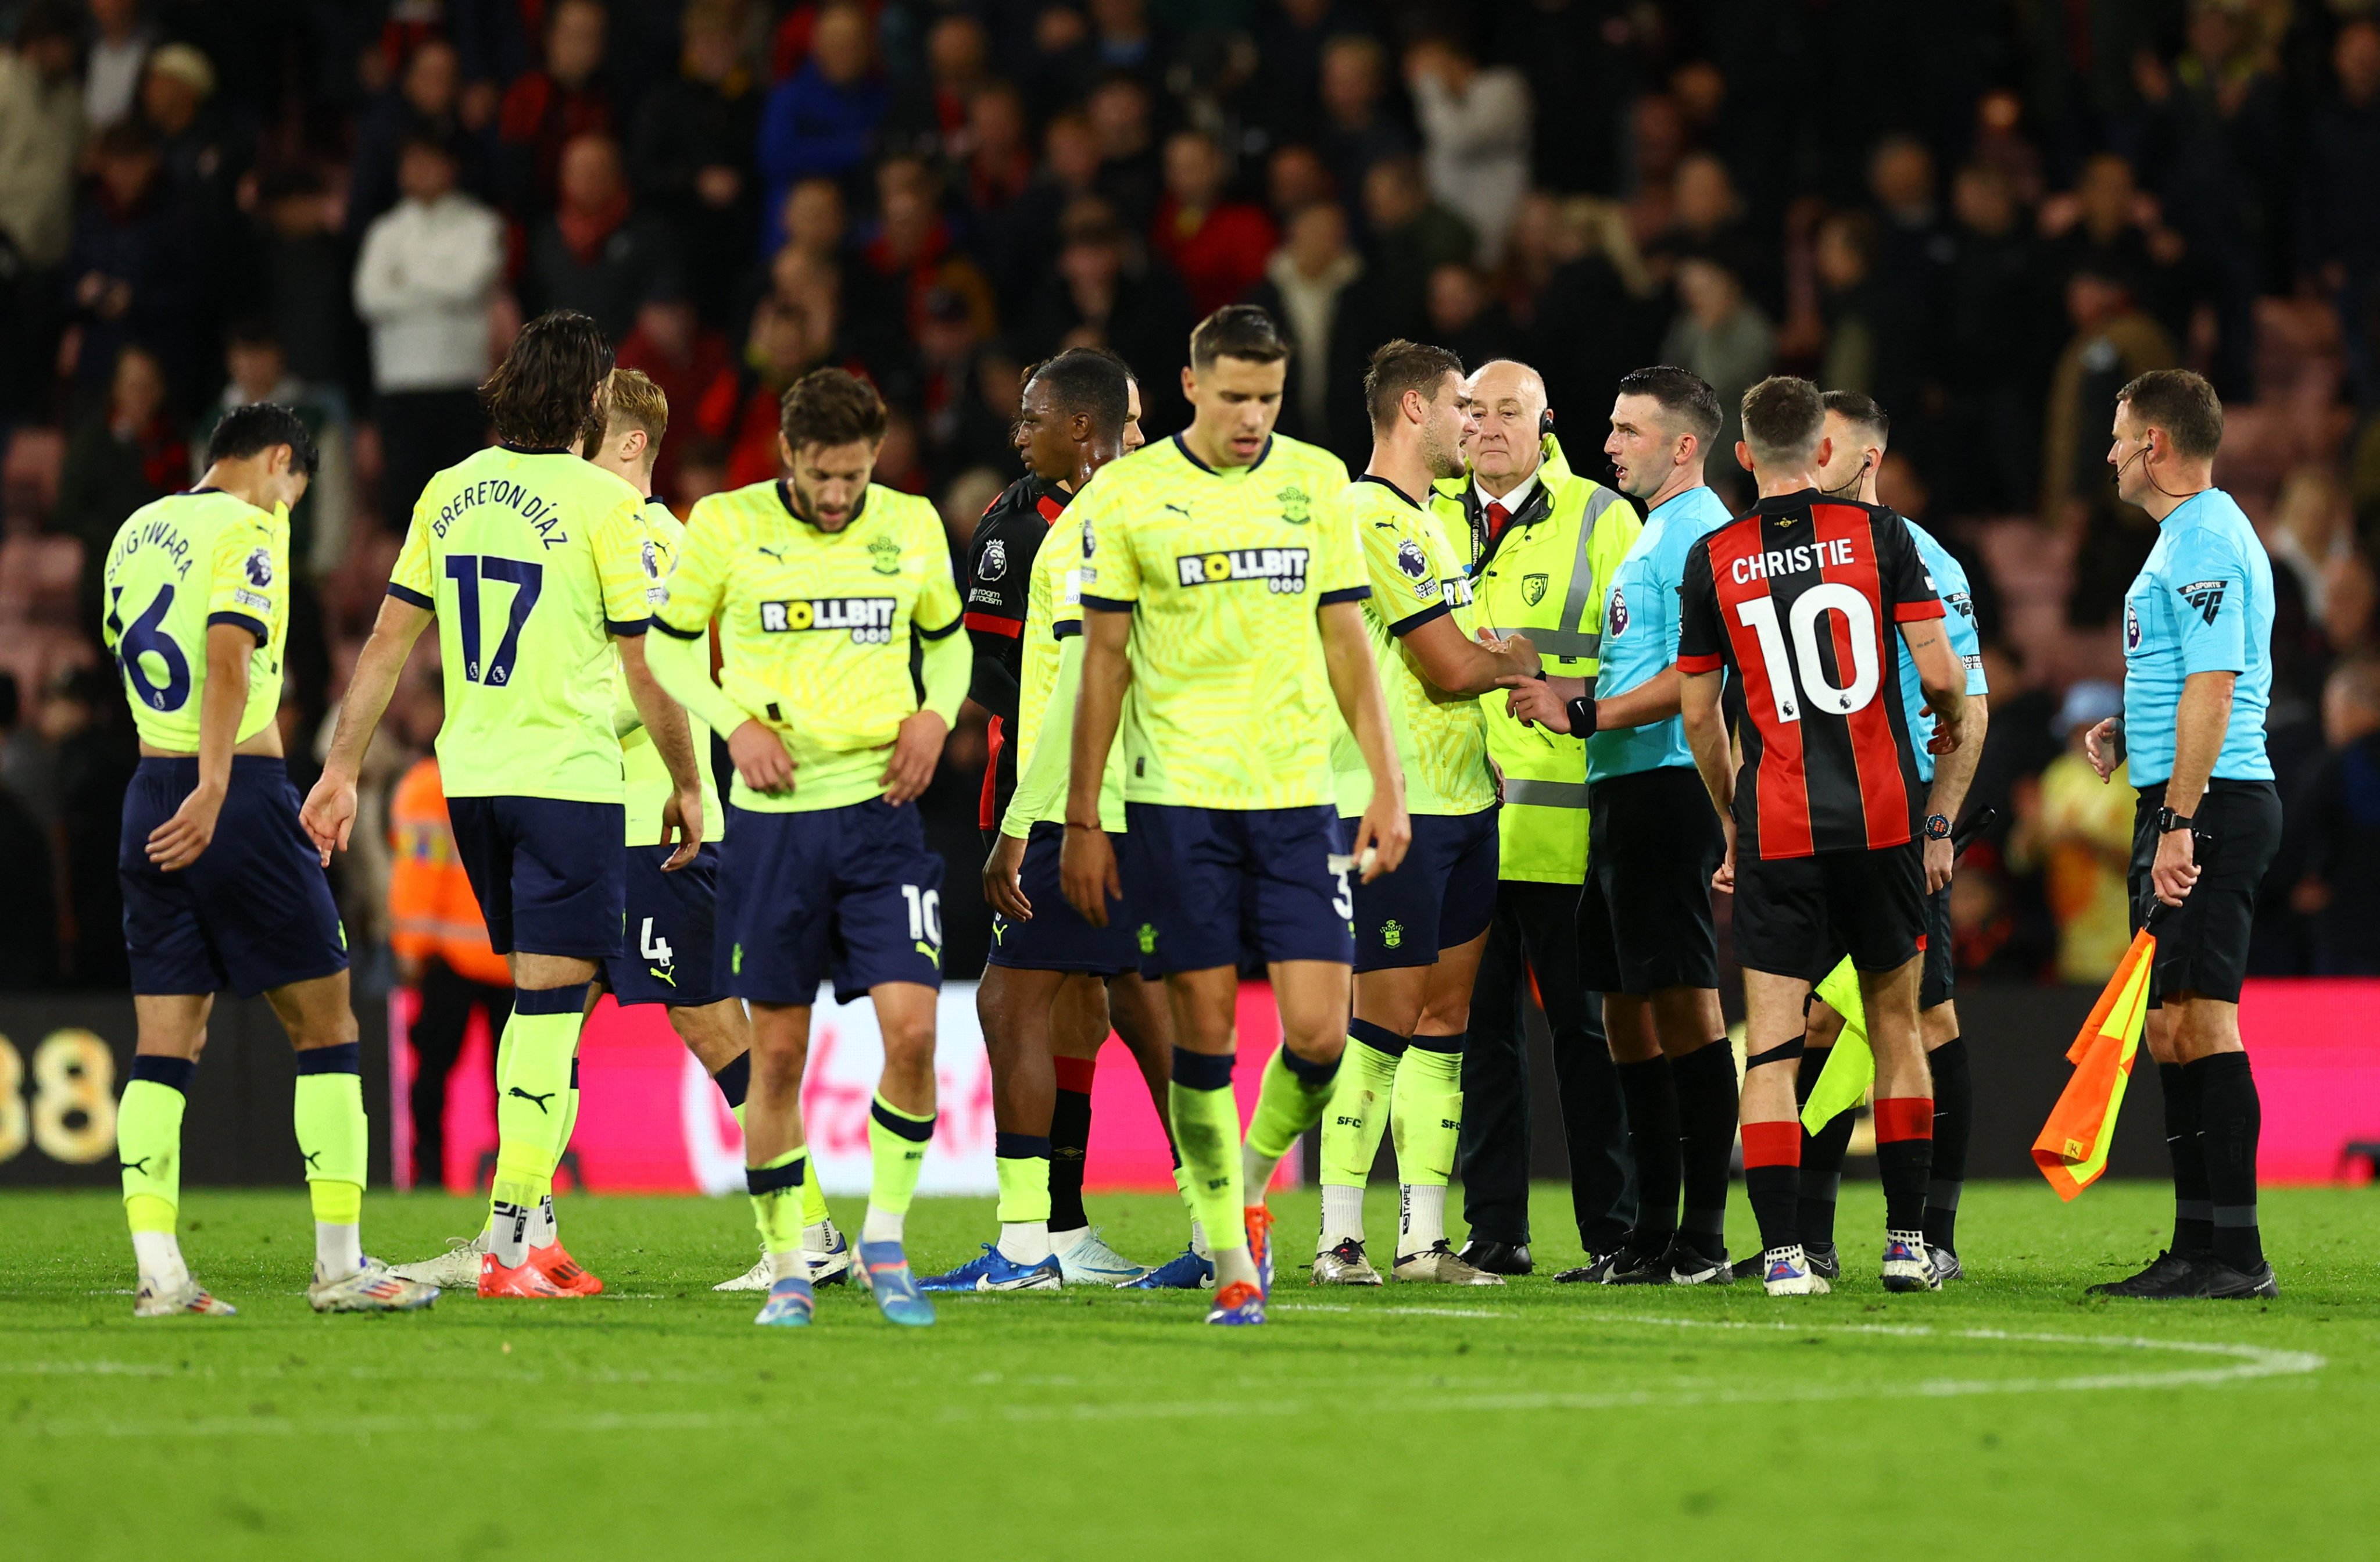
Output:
[1455,1239,1532,1276]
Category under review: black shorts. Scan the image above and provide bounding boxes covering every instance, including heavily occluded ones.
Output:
[448,795,627,960]
[120,756,350,998]
[1119,802,1352,973]
[1812,878,1953,1005]
[601,842,721,1007]
[718,798,946,1005]
[988,821,1142,975]
[1347,806,1498,972]
[2129,780,2281,1007]
[1734,843,1926,981]
[1577,766,1723,995]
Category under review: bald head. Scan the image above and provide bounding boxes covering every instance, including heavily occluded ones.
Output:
[1461,360,1549,492]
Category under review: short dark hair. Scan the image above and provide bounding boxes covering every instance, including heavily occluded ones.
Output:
[482,310,614,449]
[1189,304,1289,371]
[1739,375,1826,464]
[1363,339,1464,430]
[1615,365,1721,444]
[205,402,320,478]
[780,366,889,450]
[225,316,279,352]
[1820,388,1890,444]
[1027,348,1132,438]
[2117,368,2223,460]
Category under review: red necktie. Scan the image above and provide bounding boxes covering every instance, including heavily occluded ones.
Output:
[1485,501,1510,542]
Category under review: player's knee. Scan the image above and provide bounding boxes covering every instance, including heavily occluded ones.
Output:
[1282,1024,1345,1066]
[880,1018,936,1072]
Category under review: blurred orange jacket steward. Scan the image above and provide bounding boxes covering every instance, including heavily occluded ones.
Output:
[388,756,510,986]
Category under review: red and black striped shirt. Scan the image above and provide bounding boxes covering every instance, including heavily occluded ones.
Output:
[1677,491,1945,859]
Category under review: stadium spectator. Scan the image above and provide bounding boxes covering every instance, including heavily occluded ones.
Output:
[1646,152,1771,314]
[1361,155,1476,341]
[2041,267,2176,517]
[703,297,818,489]
[2013,681,2136,984]
[626,1,762,325]
[2286,655,2380,974]
[1423,259,1519,369]
[197,320,350,575]
[63,120,199,407]
[353,133,503,530]
[1016,196,1192,434]
[1405,31,1529,268]
[1939,163,2053,513]
[1085,73,1160,234]
[886,10,991,167]
[496,0,618,215]
[1151,130,1275,318]
[1659,255,1775,469]
[1266,142,1336,228]
[141,44,244,225]
[526,133,679,340]
[83,0,152,130]
[349,38,494,238]
[56,344,182,583]
[1247,0,1368,147]
[1243,200,1379,466]
[2041,152,2189,349]
[245,165,361,412]
[1317,34,1409,208]
[2302,19,2380,404]
[0,3,81,278]
[617,293,729,503]
[957,82,1045,308]
[861,154,996,342]
[757,1,886,252]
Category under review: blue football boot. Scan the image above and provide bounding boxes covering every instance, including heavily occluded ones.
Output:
[1119,1246,1215,1289]
[1205,1278,1266,1325]
[858,1240,936,1326]
[917,1243,1062,1293]
[755,1274,815,1327]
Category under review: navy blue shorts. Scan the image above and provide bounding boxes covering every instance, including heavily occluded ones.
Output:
[447,795,626,960]
[1346,807,1498,972]
[988,821,1140,975]
[119,756,349,998]
[602,842,722,1007]
[718,798,945,1005]
[1120,802,1352,974]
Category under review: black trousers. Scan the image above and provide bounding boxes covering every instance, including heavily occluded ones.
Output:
[1458,879,1634,1252]
[407,957,513,1188]
[377,388,488,527]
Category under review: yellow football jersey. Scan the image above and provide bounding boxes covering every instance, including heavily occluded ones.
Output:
[1330,476,1495,818]
[1075,433,1364,810]
[614,499,725,847]
[389,447,654,802]
[656,479,964,813]
[100,489,291,750]
[1004,513,1126,831]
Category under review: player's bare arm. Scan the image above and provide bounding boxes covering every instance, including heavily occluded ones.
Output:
[880,707,950,806]
[1680,666,1734,892]
[145,621,265,872]
[1499,663,1681,734]
[1060,607,1131,924]
[1921,691,1989,893]
[1899,621,1966,752]
[983,828,1032,922]
[1319,598,1411,880]
[2153,669,2236,907]
[301,594,432,863]
[1395,614,1539,695]
[615,632,706,870]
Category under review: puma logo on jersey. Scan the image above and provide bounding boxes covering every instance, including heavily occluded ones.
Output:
[760,596,897,642]
[120,1156,153,1176]
[302,1149,322,1170]
[1163,502,1191,518]
[1174,547,1309,592]
[2178,579,2228,624]
[507,1086,556,1113]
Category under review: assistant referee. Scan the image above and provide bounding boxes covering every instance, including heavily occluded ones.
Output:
[2084,369,2281,1302]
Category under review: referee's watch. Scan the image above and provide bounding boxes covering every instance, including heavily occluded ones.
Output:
[2156,806,2195,835]
[1922,813,1952,841]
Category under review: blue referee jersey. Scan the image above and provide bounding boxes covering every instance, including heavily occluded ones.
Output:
[2121,488,2274,787]
[1587,484,1734,781]
[1902,520,1989,786]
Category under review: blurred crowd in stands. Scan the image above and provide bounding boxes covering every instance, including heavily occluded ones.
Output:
[3,0,2379,994]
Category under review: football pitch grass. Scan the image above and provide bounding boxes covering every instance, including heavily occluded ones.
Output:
[5,1182,2378,1560]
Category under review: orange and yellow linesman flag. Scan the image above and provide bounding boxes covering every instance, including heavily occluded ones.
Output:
[2032,929,2156,1200]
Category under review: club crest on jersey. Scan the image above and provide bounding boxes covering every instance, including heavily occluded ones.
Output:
[1276,485,1312,524]
[244,546,273,588]
[978,536,1008,581]
[760,596,897,642]
[867,534,903,576]
[1175,547,1310,592]
[1522,573,1548,606]
[1395,538,1433,598]
[2124,602,2142,653]
[1609,587,1629,637]
[2178,578,2228,625]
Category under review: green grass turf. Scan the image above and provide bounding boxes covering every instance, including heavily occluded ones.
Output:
[5,1182,2378,1560]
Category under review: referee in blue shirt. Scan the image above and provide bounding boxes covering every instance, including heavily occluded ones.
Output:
[2082,369,2281,1300]
[1504,367,1739,1285]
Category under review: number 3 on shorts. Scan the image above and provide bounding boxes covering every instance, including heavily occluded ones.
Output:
[900,884,943,948]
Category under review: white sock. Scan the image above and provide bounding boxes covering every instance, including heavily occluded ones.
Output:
[314,1221,363,1278]
[1320,1184,1366,1248]
[803,1219,836,1252]
[1212,1243,1258,1289]
[1047,1224,1087,1255]
[769,1248,811,1282]
[1398,1184,1446,1256]
[998,1221,1053,1264]
[529,1194,557,1249]
[1242,1142,1281,1199]
[861,1203,904,1245]
[132,1229,187,1291]
[491,1200,532,1267]
[1189,1217,1210,1259]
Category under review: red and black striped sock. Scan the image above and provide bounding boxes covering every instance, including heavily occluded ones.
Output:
[1873,1096,1935,1233]
[1050,1056,1095,1232]
[1740,1120,1801,1253]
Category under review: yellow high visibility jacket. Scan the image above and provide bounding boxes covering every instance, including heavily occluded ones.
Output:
[1430,435,1640,884]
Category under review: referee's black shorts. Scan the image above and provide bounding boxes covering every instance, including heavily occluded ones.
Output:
[1577,765,1723,995]
[2128,779,2281,1007]
[1734,842,1926,982]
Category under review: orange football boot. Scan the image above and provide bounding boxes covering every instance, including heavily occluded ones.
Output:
[479,1250,579,1298]
[529,1241,604,1296]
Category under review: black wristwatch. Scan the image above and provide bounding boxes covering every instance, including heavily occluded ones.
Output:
[2156,805,2195,835]
[1922,813,1952,841]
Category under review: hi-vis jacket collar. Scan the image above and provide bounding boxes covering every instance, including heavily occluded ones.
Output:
[1441,434,1577,574]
